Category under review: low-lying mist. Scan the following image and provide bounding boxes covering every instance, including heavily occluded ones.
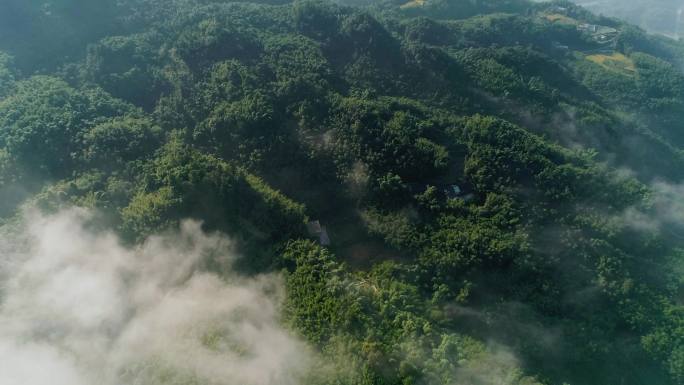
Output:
[0,208,312,385]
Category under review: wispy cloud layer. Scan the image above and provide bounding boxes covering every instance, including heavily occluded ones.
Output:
[0,208,312,385]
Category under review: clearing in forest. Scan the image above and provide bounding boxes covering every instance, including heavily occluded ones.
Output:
[586,52,636,76]
[544,13,578,25]
[400,0,426,9]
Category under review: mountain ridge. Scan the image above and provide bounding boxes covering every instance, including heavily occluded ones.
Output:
[1,1,684,384]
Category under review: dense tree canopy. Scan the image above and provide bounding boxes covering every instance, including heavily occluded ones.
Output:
[1,0,684,384]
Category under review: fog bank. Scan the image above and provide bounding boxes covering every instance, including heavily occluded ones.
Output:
[0,208,312,385]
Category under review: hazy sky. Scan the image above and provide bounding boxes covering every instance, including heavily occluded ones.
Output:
[572,0,684,36]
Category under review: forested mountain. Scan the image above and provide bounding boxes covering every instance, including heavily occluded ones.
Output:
[1,1,684,384]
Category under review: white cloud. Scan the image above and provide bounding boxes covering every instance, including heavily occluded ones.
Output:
[0,208,312,385]
[619,180,684,238]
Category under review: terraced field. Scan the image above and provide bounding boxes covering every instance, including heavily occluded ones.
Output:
[545,13,578,25]
[586,52,636,76]
[400,0,426,9]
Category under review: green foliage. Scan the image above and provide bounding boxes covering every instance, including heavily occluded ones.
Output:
[2,1,684,384]
[194,92,276,165]
[400,0,530,20]
[120,139,306,257]
[0,76,135,180]
[83,117,162,167]
[0,52,15,98]
[121,186,178,237]
[283,240,363,344]
[332,98,450,181]
[85,33,171,110]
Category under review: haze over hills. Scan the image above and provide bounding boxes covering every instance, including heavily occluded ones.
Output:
[572,0,684,37]
[0,1,684,384]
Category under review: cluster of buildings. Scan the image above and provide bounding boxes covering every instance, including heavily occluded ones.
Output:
[544,5,619,47]
[543,6,620,53]
[577,23,619,45]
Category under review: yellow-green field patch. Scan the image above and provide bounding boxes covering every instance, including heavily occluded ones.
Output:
[400,0,426,9]
[586,52,636,76]
[544,13,578,25]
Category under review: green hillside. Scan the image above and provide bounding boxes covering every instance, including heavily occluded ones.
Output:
[1,0,684,384]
